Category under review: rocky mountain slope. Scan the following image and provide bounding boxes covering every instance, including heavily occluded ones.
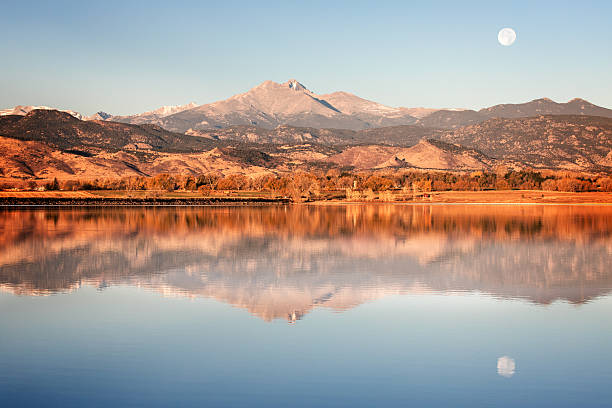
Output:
[109,80,418,132]
[0,110,279,179]
[187,123,438,146]
[0,110,219,153]
[0,135,277,180]
[317,91,417,127]
[436,115,612,170]
[329,139,492,170]
[0,110,468,178]
[1,109,612,179]
[107,102,197,125]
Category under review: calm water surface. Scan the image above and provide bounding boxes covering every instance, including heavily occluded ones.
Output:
[1,205,611,407]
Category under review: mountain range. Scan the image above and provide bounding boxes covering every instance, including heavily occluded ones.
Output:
[1,109,610,180]
[99,81,612,132]
[1,79,612,179]
[4,79,612,132]
[418,97,612,129]
[127,80,420,132]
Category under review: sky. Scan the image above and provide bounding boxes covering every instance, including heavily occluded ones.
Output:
[1,0,611,115]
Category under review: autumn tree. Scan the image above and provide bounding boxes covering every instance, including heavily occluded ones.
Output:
[362,175,394,191]
[45,178,60,191]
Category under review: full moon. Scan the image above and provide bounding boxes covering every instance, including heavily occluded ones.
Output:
[498,28,516,46]
[497,356,516,377]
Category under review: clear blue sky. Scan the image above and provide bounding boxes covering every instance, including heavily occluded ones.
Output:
[1,0,611,115]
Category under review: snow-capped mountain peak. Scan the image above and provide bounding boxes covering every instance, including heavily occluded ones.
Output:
[0,105,84,120]
[285,79,307,91]
[146,102,198,117]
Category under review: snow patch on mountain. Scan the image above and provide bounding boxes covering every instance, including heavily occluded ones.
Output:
[141,102,198,117]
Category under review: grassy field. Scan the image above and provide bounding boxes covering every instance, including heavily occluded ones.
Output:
[87,190,281,199]
[1,189,611,204]
[415,190,612,204]
[0,190,280,199]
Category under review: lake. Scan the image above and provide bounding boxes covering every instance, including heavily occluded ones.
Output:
[1,205,611,407]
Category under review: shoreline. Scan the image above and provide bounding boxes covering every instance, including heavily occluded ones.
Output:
[0,196,291,206]
[1,190,611,206]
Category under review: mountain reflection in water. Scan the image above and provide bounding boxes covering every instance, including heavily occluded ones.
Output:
[1,205,611,322]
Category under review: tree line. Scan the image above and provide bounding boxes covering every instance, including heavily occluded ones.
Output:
[3,169,610,197]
